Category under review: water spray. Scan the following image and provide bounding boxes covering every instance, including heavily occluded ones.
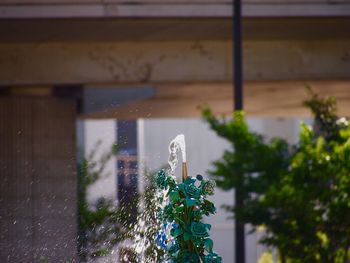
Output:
[168,134,188,181]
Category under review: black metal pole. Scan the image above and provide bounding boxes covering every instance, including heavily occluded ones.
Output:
[233,0,243,111]
[232,0,245,263]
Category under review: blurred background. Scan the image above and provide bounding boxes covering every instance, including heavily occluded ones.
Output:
[0,0,350,262]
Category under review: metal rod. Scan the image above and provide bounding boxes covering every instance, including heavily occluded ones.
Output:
[232,0,245,263]
[233,0,243,111]
[182,162,188,182]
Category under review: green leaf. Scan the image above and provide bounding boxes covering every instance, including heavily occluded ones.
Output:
[185,197,196,207]
[205,224,212,231]
[184,231,192,241]
[202,199,216,214]
[184,176,196,185]
[170,227,183,237]
[111,143,119,154]
[202,91,350,262]
[169,190,179,202]
[204,238,213,252]
[175,205,185,213]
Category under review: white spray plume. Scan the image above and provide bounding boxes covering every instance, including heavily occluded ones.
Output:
[168,134,186,163]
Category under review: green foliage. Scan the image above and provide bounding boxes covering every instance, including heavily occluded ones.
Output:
[202,109,290,218]
[156,170,222,263]
[78,142,170,262]
[304,87,340,141]
[77,141,130,261]
[203,90,350,262]
[258,251,274,263]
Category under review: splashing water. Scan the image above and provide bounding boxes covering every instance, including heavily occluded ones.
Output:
[168,134,186,176]
[130,135,186,262]
[131,187,167,262]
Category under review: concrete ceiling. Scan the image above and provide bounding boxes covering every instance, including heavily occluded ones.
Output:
[1,17,350,43]
[82,80,350,119]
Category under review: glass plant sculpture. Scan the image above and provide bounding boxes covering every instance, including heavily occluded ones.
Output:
[156,135,222,263]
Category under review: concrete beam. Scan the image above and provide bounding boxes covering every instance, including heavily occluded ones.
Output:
[1,18,350,43]
[0,1,349,19]
[0,40,349,85]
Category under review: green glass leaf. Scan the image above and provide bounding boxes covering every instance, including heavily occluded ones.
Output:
[156,169,167,189]
[200,180,216,195]
[202,199,216,214]
[190,222,209,238]
[171,227,183,237]
[193,238,202,246]
[168,243,180,255]
[175,205,185,213]
[184,231,192,241]
[204,252,222,263]
[204,238,213,252]
[177,250,199,263]
[169,190,179,202]
[192,209,203,220]
[184,176,196,185]
[183,184,201,198]
[205,224,212,231]
[185,197,196,207]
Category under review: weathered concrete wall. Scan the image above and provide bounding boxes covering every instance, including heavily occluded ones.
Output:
[0,40,349,85]
[0,96,77,262]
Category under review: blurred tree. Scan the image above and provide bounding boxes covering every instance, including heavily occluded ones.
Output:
[77,141,131,262]
[203,90,350,263]
[78,141,167,262]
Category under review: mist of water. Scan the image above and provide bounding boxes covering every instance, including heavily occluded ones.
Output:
[130,135,185,262]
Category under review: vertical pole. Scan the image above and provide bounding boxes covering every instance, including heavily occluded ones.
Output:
[182,162,188,182]
[233,0,245,263]
[233,0,243,111]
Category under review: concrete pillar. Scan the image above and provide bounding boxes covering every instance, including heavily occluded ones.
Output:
[0,93,78,262]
